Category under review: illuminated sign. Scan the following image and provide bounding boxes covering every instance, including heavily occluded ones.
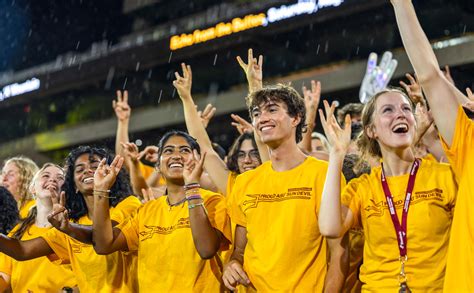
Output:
[0,78,41,101]
[170,14,266,51]
[169,0,345,51]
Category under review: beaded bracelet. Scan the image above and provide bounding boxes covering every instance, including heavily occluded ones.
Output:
[188,202,205,209]
[186,195,203,201]
[93,190,117,199]
[184,183,200,191]
[94,189,111,193]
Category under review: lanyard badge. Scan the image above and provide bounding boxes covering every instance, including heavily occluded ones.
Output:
[380,159,420,292]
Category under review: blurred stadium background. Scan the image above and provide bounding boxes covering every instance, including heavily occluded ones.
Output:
[0,0,473,164]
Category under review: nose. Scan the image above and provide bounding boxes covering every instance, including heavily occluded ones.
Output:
[243,153,253,163]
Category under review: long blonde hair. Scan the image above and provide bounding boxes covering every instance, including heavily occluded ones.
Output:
[3,157,39,210]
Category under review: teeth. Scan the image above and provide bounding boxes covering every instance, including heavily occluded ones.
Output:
[169,163,183,168]
[83,177,94,183]
[261,126,273,131]
[392,124,408,133]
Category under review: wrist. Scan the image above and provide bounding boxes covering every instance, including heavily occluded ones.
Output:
[329,149,347,160]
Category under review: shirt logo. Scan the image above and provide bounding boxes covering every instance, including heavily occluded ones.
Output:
[365,188,444,218]
[139,217,190,241]
[242,187,312,211]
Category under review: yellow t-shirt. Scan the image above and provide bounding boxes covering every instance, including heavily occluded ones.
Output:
[116,189,231,292]
[440,106,474,292]
[0,224,77,292]
[137,161,166,186]
[342,158,456,291]
[227,157,338,292]
[19,199,35,219]
[41,195,141,293]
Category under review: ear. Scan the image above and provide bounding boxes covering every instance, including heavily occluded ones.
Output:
[366,125,377,139]
[291,114,302,128]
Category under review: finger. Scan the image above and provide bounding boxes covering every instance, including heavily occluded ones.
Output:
[59,191,66,207]
[115,156,124,172]
[405,73,416,85]
[319,109,329,134]
[445,65,451,75]
[202,103,212,115]
[207,107,216,119]
[222,274,237,291]
[466,88,473,100]
[344,114,352,135]
[48,207,66,219]
[116,90,122,102]
[233,265,250,284]
[248,48,253,63]
[181,63,187,78]
[112,99,116,109]
[236,56,247,69]
[366,52,377,74]
[50,188,59,204]
[123,90,128,104]
[141,188,149,202]
[97,158,107,171]
[174,72,182,80]
[379,51,392,71]
[399,80,409,90]
[258,54,263,67]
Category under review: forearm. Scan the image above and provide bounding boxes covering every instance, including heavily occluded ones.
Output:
[188,198,221,259]
[253,129,270,163]
[129,161,148,198]
[324,236,349,293]
[0,235,51,261]
[92,196,116,254]
[299,122,315,153]
[319,152,345,237]
[182,98,214,151]
[64,224,93,244]
[115,120,130,158]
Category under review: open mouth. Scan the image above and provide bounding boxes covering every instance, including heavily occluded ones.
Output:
[260,125,274,132]
[392,123,409,134]
[168,163,184,169]
[83,177,94,184]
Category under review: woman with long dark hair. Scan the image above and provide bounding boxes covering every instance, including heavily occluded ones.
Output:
[92,130,231,291]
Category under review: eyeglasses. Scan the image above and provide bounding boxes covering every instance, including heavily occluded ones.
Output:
[237,150,260,161]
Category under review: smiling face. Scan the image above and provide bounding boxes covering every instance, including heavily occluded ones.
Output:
[31,165,65,200]
[367,91,416,153]
[251,99,300,148]
[1,162,21,200]
[73,153,101,195]
[236,139,260,173]
[158,135,194,184]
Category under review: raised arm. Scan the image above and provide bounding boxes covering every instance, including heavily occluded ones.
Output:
[120,142,149,199]
[92,156,129,255]
[230,114,270,163]
[113,90,131,168]
[237,48,263,94]
[173,63,230,193]
[183,151,225,259]
[391,0,468,145]
[299,80,321,153]
[318,101,354,237]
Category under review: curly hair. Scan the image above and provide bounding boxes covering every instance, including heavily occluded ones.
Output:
[63,146,133,222]
[247,84,306,143]
[3,156,39,210]
[226,132,261,174]
[0,187,19,235]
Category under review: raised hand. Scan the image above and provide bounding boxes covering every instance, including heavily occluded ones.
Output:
[93,156,124,191]
[231,114,253,134]
[222,260,251,290]
[121,142,140,163]
[414,102,434,145]
[141,187,163,203]
[47,189,70,233]
[359,51,398,104]
[138,145,159,163]
[113,90,131,121]
[462,87,474,112]
[399,73,424,105]
[173,63,192,101]
[197,103,217,129]
[182,150,206,185]
[237,48,263,93]
[302,80,321,126]
[319,100,352,155]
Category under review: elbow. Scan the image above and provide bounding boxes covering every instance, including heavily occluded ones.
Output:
[416,68,444,85]
[319,225,343,239]
[196,244,219,260]
[92,244,112,255]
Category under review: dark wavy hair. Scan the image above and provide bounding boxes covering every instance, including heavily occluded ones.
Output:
[247,84,306,143]
[227,132,261,174]
[63,146,133,222]
[156,130,201,167]
[0,187,19,234]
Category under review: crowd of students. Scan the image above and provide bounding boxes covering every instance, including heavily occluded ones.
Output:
[0,1,472,292]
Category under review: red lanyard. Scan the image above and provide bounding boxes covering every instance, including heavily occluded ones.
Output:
[380,159,420,257]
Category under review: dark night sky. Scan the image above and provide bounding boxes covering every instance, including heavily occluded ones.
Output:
[0,0,126,73]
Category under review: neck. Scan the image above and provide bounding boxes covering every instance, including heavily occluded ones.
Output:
[268,138,306,172]
[166,182,185,204]
[82,192,95,219]
[35,197,53,228]
[381,147,416,176]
